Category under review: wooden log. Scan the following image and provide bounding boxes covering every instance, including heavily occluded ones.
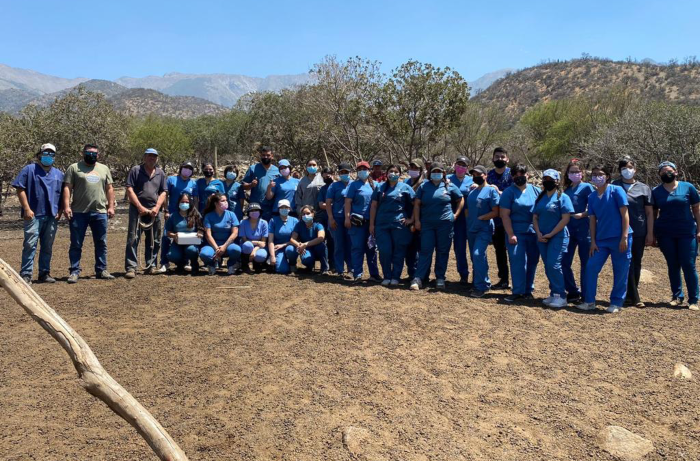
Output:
[0,258,189,461]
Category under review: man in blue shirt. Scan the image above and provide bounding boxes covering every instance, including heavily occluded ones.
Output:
[242,145,280,221]
[12,143,64,284]
[487,147,513,289]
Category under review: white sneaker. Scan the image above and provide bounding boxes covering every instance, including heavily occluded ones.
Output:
[410,278,422,291]
[606,305,621,313]
[549,296,567,308]
[576,302,596,311]
[436,279,446,289]
[184,264,192,272]
[542,296,555,306]
[381,279,391,287]
[390,279,400,286]
[155,264,168,274]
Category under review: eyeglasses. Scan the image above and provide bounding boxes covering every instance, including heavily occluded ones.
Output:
[41,151,56,156]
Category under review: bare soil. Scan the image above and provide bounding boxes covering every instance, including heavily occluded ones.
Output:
[1,195,699,461]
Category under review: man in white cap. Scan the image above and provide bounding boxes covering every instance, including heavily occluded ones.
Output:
[124,148,167,278]
[11,143,64,284]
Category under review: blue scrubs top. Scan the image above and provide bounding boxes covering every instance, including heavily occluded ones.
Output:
[271,177,300,212]
[326,180,350,220]
[240,218,269,241]
[466,186,500,233]
[416,180,463,225]
[196,178,225,213]
[371,181,415,228]
[165,212,195,234]
[318,183,331,223]
[499,184,541,235]
[653,181,700,238]
[269,216,299,245]
[564,182,595,232]
[294,221,324,243]
[449,174,474,222]
[345,179,375,219]
[12,163,64,218]
[534,192,574,236]
[224,181,243,221]
[587,185,631,241]
[165,175,198,214]
[203,210,239,246]
[243,163,280,209]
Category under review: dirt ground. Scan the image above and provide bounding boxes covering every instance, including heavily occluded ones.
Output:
[1,194,699,461]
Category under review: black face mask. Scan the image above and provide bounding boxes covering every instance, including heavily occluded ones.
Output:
[473,176,485,185]
[84,152,98,165]
[513,176,527,187]
[203,170,214,178]
[324,177,333,185]
[261,157,272,165]
[493,159,507,169]
[660,172,676,183]
[542,180,557,191]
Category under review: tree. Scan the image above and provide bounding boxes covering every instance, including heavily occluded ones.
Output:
[449,101,509,166]
[129,116,193,174]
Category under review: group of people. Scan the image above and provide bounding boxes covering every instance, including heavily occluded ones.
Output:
[12,143,700,313]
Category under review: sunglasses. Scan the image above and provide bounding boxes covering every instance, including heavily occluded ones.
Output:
[41,151,56,156]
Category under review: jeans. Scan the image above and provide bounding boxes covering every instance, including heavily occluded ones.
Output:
[20,215,58,277]
[167,244,200,268]
[453,214,469,279]
[562,223,590,298]
[69,212,108,275]
[625,235,647,304]
[584,236,632,306]
[537,235,569,298]
[506,232,539,295]
[348,222,379,278]
[376,224,412,280]
[200,243,242,267]
[330,223,352,274]
[288,242,328,270]
[657,235,699,304]
[493,225,509,282]
[273,245,297,274]
[416,221,454,281]
[160,233,172,266]
[468,230,492,292]
[125,205,163,272]
[241,241,269,263]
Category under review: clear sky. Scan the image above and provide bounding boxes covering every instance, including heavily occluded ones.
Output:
[1,0,698,82]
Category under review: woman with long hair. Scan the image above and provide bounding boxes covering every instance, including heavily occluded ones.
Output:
[404,159,427,280]
[195,162,225,214]
[164,191,202,275]
[223,164,244,221]
[200,192,242,275]
[239,202,269,273]
[290,205,328,273]
[344,161,380,283]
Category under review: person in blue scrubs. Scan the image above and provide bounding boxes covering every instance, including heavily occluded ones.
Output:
[200,193,242,275]
[266,159,300,217]
[652,161,700,310]
[561,159,595,303]
[164,192,201,275]
[344,161,381,283]
[239,202,269,273]
[195,162,225,214]
[533,169,573,308]
[223,164,244,221]
[449,156,474,283]
[326,163,353,277]
[465,165,500,297]
[576,165,632,313]
[369,164,415,286]
[290,205,328,273]
[159,161,198,272]
[242,145,280,221]
[318,167,336,273]
[267,199,300,274]
[404,159,427,280]
[499,164,541,303]
[411,162,464,290]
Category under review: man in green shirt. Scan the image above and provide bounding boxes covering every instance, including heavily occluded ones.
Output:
[62,144,116,283]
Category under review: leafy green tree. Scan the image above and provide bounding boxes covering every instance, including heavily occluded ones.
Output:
[449,101,509,166]
[129,115,193,174]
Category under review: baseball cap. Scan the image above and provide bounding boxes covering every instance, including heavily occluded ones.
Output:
[278,199,291,208]
[356,161,371,169]
[180,161,194,169]
[470,165,488,175]
[247,202,262,212]
[542,169,561,181]
[145,148,159,156]
[455,156,468,165]
[41,143,56,153]
[279,159,291,167]
[372,160,383,167]
[658,161,677,171]
[430,162,446,172]
[337,162,353,172]
[409,159,424,169]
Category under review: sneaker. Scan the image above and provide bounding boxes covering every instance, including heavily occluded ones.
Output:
[390,279,400,286]
[124,270,136,279]
[575,302,596,311]
[369,275,383,283]
[321,270,330,276]
[566,293,582,304]
[38,273,56,283]
[184,264,192,272]
[155,264,168,274]
[469,289,485,298]
[549,296,568,308]
[143,266,154,275]
[381,279,391,287]
[492,279,510,290]
[409,278,422,291]
[670,298,683,307]
[21,275,32,285]
[436,279,446,289]
[352,276,363,284]
[689,304,699,311]
[67,273,79,284]
[97,270,115,280]
[207,265,217,276]
[606,305,622,313]
[504,293,525,303]
[542,296,555,306]
[635,302,646,308]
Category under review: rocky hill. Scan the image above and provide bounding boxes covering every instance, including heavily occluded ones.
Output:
[474,58,700,116]
[107,88,227,118]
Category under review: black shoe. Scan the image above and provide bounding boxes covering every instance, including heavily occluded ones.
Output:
[241,255,252,273]
[469,289,486,298]
[504,293,526,303]
[253,261,264,273]
[493,279,510,290]
[566,293,582,303]
[38,273,56,283]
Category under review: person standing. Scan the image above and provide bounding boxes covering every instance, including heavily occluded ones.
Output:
[466,165,500,297]
[404,159,426,280]
[486,147,512,289]
[266,159,299,216]
[370,160,387,182]
[317,167,336,272]
[124,148,167,279]
[325,163,353,277]
[294,158,325,217]
[448,156,474,284]
[652,161,700,311]
[344,161,381,283]
[12,143,64,284]
[159,161,198,273]
[242,145,279,221]
[195,162,225,214]
[223,164,244,221]
[612,157,654,308]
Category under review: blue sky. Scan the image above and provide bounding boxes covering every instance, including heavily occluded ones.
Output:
[1,0,698,81]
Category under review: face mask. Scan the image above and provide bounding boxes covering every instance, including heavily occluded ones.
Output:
[218,201,229,210]
[513,176,527,187]
[430,172,443,182]
[324,176,333,185]
[408,170,420,179]
[261,157,272,165]
[179,202,190,211]
[84,152,98,165]
[203,170,214,178]
[568,172,582,183]
[388,173,400,182]
[473,176,485,185]
[302,214,314,223]
[340,174,351,182]
[621,168,635,180]
[454,165,467,175]
[660,171,676,183]
[357,170,369,180]
[40,155,55,167]
[591,175,607,187]
[307,166,318,174]
[280,168,290,177]
[542,180,557,191]
[181,168,193,178]
[279,208,290,217]
[226,172,237,181]
[249,211,260,219]
[493,159,507,169]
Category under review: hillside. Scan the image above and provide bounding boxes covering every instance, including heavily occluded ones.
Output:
[475,58,700,116]
[107,88,228,118]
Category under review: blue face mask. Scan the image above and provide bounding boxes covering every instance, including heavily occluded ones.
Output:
[40,154,55,167]
[431,172,443,182]
[279,208,290,217]
[307,166,318,174]
[340,174,351,182]
[388,173,400,182]
[226,172,237,181]
[302,214,314,223]
[357,170,369,180]
[179,202,190,211]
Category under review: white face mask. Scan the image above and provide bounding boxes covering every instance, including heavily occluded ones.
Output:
[621,168,635,180]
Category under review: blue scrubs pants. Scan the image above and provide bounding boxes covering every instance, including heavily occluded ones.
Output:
[376,225,412,280]
[507,233,539,295]
[538,235,568,298]
[562,223,590,298]
[330,224,352,274]
[200,243,242,267]
[274,245,297,274]
[167,244,200,267]
[453,214,469,279]
[657,235,699,304]
[584,236,632,305]
[241,241,268,263]
[468,230,492,292]
[349,222,379,278]
[417,221,454,281]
